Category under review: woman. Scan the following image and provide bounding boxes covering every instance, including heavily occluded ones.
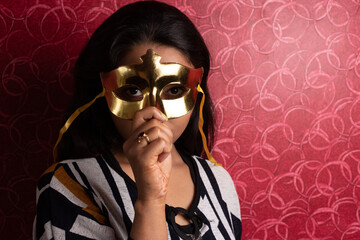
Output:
[34,1,242,239]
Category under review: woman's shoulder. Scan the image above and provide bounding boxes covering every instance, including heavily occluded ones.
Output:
[190,154,241,215]
[36,156,106,190]
[190,154,234,183]
[34,156,117,239]
[39,157,98,177]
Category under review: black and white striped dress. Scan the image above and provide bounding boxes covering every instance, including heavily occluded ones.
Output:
[33,150,242,239]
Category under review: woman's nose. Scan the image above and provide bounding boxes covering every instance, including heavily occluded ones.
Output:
[148,88,166,115]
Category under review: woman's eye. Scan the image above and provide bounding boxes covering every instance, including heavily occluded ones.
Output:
[126,87,142,96]
[161,85,187,99]
[113,86,143,101]
[170,87,180,95]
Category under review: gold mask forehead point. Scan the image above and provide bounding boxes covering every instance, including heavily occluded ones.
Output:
[140,49,161,66]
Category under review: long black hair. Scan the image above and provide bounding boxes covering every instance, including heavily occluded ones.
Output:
[56,1,214,161]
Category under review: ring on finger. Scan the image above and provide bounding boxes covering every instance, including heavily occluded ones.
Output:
[137,131,150,144]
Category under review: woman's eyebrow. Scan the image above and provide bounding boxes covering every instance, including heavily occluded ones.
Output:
[155,76,184,89]
[125,76,148,89]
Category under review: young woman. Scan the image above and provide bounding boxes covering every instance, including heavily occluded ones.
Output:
[34,1,242,239]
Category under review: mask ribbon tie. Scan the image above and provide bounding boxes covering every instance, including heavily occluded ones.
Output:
[52,88,106,161]
[196,84,220,166]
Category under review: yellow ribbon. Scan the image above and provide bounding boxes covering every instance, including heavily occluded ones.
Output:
[196,85,220,166]
[52,88,106,161]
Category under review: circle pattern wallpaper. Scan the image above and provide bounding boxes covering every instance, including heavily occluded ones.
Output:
[1,0,360,239]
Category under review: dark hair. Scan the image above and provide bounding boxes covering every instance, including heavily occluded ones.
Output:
[57,1,214,161]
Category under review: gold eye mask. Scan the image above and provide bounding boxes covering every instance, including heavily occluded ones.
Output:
[53,49,219,166]
[100,49,203,119]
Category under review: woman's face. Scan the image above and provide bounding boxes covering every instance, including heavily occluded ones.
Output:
[111,43,194,143]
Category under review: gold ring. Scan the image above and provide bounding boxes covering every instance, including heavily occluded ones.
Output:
[137,132,150,144]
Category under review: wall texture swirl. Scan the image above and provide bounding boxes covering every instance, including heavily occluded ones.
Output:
[1,0,360,239]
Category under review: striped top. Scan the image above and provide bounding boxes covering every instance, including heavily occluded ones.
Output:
[33,150,242,239]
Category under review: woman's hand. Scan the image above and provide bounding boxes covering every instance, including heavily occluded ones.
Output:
[122,107,173,205]
[124,107,172,239]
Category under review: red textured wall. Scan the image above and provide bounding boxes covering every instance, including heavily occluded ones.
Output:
[1,0,360,239]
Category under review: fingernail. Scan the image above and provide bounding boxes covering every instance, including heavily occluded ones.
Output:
[170,143,173,150]
[161,112,168,121]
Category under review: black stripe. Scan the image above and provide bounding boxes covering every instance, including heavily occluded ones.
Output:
[61,164,83,185]
[232,213,242,239]
[73,161,96,195]
[95,156,133,234]
[102,152,138,204]
[195,158,233,239]
[67,232,99,239]
[178,150,201,213]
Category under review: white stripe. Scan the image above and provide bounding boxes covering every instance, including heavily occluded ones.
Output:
[108,166,135,220]
[199,219,210,237]
[211,162,241,230]
[40,221,65,240]
[51,177,87,208]
[36,184,48,201]
[33,215,36,240]
[76,158,128,240]
[194,157,235,240]
[68,163,86,188]
[69,162,107,209]
[198,195,223,240]
[166,224,171,239]
[70,215,115,239]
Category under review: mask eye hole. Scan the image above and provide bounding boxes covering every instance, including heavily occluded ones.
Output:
[160,84,188,100]
[113,85,143,101]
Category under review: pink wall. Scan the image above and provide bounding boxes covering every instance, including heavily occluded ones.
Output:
[1,0,360,239]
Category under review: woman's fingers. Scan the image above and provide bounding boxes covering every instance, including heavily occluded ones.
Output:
[124,124,173,153]
[140,126,172,146]
[131,107,167,132]
[124,130,172,179]
[146,138,172,159]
